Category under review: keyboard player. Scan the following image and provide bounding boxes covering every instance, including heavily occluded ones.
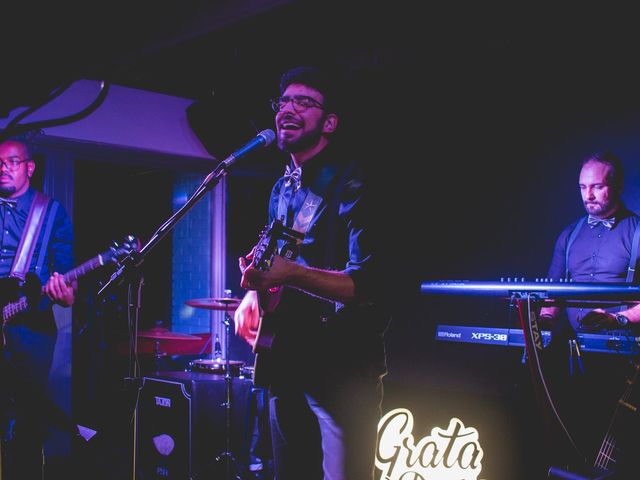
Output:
[538,150,640,477]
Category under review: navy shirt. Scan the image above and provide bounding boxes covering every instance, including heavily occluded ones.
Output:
[265,144,389,378]
[0,187,73,288]
[547,207,640,330]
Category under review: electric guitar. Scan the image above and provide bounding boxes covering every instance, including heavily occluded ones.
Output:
[590,358,640,478]
[250,218,304,387]
[548,358,640,479]
[1,235,140,345]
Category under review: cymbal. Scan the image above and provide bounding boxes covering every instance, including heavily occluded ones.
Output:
[185,297,242,311]
[137,327,201,341]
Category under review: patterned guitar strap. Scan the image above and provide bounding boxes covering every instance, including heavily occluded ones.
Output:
[275,163,338,249]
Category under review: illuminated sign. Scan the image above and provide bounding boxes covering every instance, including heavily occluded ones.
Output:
[376,408,484,480]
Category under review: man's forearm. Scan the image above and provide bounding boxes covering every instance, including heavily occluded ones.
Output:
[288,263,356,304]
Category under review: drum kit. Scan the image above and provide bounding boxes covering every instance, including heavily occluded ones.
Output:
[136,295,249,479]
[135,297,248,374]
[183,297,248,376]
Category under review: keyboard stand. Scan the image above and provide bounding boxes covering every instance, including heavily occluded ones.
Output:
[512,293,588,466]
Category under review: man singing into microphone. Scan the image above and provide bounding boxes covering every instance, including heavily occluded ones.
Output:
[234,65,391,480]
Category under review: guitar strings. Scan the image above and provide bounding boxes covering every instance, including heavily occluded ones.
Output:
[593,361,639,471]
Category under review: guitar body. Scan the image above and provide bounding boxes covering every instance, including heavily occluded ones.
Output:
[254,288,282,353]
[1,273,42,323]
[248,219,304,387]
[0,277,22,307]
[548,360,640,479]
[252,287,284,387]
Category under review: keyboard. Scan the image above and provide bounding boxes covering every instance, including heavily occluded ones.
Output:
[421,279,640,301]
[435,324,640,355]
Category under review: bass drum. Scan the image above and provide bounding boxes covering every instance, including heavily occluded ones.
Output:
[188,358,244,376]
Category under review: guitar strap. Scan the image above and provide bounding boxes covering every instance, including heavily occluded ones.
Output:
[9,191,51,282]
[35,201,59,277]
[564,216,586,280]
[625,218,640,283]
[276,162,338,247]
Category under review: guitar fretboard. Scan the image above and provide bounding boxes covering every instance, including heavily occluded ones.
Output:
[3,298,27,322]
[3,254,108,322]
[593,363,640,471]
[62,255,104,284]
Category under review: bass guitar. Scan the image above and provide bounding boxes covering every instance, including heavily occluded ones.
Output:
[1,235,140,345]
[548,358,640,479]
[250,218,304,387]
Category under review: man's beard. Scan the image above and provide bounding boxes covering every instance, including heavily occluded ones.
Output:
[584,200,615,217]
[0,185,16,197]
[277,126,323,154]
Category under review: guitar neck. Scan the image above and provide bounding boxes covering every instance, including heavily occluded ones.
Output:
[62,255,104,284]
[35,254,103,295]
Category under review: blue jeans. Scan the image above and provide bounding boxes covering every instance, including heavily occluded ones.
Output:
[1,317,63,479]
[269,376,383,480]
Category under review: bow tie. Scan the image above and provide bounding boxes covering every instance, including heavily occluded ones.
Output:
[587,215,615,229]
[283,165,302,192]
[0,198,17,208]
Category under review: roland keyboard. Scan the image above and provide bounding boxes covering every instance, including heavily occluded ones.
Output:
[435,324,640,355]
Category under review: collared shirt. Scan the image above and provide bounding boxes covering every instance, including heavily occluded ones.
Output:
[268,144,381,309]
[0,187,73,284]
[547,207,640,330]
[265,143,389,378]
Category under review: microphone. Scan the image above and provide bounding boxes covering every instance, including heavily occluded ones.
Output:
[222,129,276,168]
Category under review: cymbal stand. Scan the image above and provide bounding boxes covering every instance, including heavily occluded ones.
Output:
[215,303,243,479]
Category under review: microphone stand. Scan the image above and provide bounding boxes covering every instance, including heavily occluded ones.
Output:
[98,160,229,298]
[98,159,231,367]
[97,159,233,480]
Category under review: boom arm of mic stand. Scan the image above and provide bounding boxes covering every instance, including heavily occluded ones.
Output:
[97,161,229,297]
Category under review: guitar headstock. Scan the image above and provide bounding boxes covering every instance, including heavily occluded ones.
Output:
[252,219,304,271]
[104,235,141,265]
[253,222,280,271]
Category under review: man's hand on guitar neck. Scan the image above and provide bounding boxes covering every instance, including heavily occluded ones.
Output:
[44,272,75,307]
[240,252,297,291]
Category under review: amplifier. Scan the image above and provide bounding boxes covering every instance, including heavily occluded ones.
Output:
[134,371,253,479]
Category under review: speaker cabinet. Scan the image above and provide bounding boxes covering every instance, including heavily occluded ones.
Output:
[135,371,253,479]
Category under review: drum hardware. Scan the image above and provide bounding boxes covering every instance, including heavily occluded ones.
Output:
[186,292,245,479]
[188,358,245,376]
[239,365,254,380]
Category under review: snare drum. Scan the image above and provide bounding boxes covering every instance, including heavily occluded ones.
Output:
[188,358,244,376]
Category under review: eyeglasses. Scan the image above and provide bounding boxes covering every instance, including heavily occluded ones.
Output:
[270,95,324,113]
[0,156,29,171]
